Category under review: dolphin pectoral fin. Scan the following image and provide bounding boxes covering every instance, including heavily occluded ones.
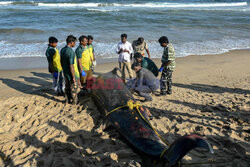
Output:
[163,134,213,167]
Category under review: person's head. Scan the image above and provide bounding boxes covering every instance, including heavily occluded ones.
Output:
[79,35,88,46]
[134,52,143,63]
[137,37,144,45]
[48,36,58,47]
[66,35,77,47]
[121,34,127,43]
[132,62,142,73]
[87,35,93,45]
[158,36,169,47]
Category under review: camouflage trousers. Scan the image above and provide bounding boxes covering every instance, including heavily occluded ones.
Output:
[64,78,78,104]
[160,68,173,94]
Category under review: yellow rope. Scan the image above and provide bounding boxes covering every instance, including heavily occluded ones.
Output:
[105,99,170,159]
[105,99,141,116]
[160,148,168,159]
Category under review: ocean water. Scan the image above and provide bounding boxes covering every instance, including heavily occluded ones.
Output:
[0,0,250,61]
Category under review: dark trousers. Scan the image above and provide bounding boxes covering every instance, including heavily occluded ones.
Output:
[52,71,63,94]
[64,78,78,104]
[135,86,153,101]
[160,68,173,94]
[128,79,159,101]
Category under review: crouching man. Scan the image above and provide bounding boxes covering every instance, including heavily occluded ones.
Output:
[129,62,159,102]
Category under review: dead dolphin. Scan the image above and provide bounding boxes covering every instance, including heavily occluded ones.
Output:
[89,68,213,166]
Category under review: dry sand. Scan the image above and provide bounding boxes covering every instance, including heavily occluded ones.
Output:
[0,49,249,166]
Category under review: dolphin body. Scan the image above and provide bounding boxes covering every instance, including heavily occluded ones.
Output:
[89,68,213,166]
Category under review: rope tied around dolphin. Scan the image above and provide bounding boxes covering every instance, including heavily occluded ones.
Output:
[105,99,224,166]
[105,100,170,157]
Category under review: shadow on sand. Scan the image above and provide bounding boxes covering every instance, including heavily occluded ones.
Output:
[0,150,14,167]
[173,83,250,94]
[0,72,63,102]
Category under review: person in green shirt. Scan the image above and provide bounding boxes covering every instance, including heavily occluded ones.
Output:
[88,35,97,72]
[45,36,63,95]
[132,52,158,77]
[158,36,176,95]
[60,35,79,104]
[75,35,92,85]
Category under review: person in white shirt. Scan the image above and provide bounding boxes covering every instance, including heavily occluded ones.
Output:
[116,33,134,81]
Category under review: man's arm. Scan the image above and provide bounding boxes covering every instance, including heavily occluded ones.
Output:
[132,41,136,53]
[161,60,172,68]
[93,52,95,61]
[49,62,55,73]
[75,48,83,73]
[136,71,143,87]
[77,58,83,73]
[47,49,55,73]
[146,49,151,59]
[92,47,96,61]
[116,44,123,54]
[70,64,76,84]
[145,42,150,58]
[69,51,76,84]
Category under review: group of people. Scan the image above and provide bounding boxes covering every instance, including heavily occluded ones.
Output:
[46,35,95,104]
[116,34,175,102]
[45,33,175,104]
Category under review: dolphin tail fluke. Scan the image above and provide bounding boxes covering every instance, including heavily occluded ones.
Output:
[163,134,213,167]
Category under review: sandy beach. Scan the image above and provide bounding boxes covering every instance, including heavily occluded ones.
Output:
[0,49,249,166]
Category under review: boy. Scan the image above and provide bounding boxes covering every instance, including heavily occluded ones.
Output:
[45,36,63,95]
[75,35,92,86]
[87,35,96,72]
[158,36,176,95]
[116,33,133,82]
[60,35,79,104]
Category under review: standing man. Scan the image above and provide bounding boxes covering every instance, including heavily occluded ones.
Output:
[132,37,151,58]
[75,35,91,85]
[87,35,96,72]
[45,36,63,95]
[60,35,79,104]
[116,33,133,82]
[158,36,175,95]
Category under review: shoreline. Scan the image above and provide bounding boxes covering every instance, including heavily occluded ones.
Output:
[0,48,249,71]
[0,49,249,100]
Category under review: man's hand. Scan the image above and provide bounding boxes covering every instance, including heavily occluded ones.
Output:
[159,67,164,72]
[73,78,76,85]
[118,49,124,54]
[123,49,129,53]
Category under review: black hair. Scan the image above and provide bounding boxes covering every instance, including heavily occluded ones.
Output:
[131,62,141,70]
[121,33,127,38]
[134,52,143,59]
[87,35,93,40]
[49,36,58,43]
[137,37,144,44]
[158,36,169,44]
[66,35,77,44]
[78,35,87,42]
